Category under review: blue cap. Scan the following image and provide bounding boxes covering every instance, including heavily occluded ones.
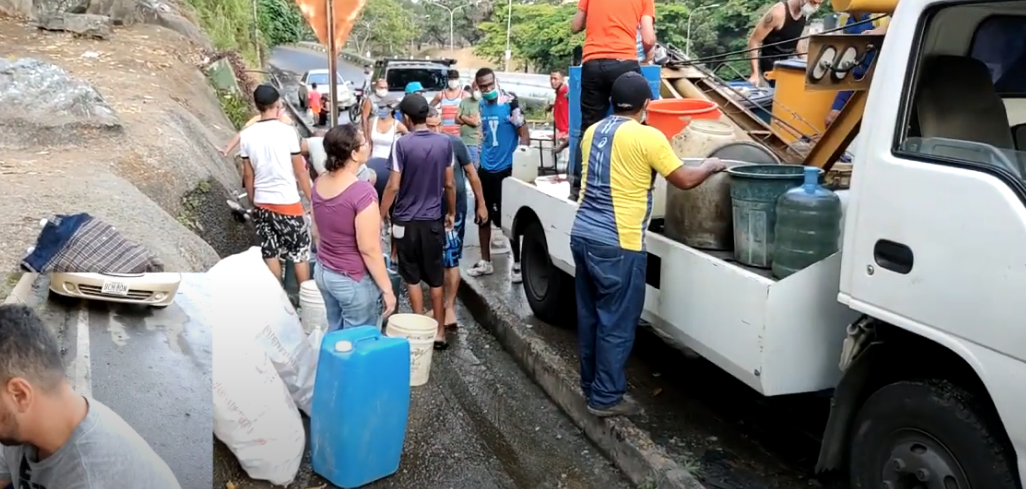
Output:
[405,81,424,94]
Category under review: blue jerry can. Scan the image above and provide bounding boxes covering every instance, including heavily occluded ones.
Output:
[310,326,411,488]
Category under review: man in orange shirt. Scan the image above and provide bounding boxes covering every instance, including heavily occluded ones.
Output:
[569,0,655,200]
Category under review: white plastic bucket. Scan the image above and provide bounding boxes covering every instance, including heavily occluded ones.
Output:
[385,313,438,387]
[298,280,328,336]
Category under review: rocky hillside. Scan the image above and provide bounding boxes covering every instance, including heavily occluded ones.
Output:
[0,0,257,271]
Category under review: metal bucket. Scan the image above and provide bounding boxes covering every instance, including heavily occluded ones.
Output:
[726,165,813,268]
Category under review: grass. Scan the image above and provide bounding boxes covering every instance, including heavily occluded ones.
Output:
[182,0,264,65]
[216,88,251,130]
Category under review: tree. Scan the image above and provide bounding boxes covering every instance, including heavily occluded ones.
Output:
[257,0,313,47]
[347,0,418,55]
[475,4,583,73]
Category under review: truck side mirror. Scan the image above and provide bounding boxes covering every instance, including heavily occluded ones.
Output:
[1012,123,1026,151]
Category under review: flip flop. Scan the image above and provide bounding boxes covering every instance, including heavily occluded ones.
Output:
[445,322,458,330]
[433,340,449,351]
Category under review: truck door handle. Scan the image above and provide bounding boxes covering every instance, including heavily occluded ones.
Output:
[873,239,914,274]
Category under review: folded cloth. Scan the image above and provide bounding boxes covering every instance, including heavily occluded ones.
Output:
[21,213,164,273]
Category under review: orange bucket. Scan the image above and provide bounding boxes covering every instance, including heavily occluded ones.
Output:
[646,99,722,139]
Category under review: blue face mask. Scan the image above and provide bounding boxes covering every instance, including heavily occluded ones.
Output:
[377,108,391,118]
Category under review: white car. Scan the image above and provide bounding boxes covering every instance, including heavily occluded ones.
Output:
[300,69,357,110]
[49,273,182,308]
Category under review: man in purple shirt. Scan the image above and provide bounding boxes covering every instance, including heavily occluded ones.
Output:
[380,94,457,349]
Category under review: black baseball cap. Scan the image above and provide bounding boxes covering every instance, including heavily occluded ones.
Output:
[253,84,280,107]
[610,72,651,113]
[399,93,430,119]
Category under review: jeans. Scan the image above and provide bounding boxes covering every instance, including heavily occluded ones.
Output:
[570,235,647,409]
[314,262,383,331]
[571,59,642,199]
[466,144,480,170]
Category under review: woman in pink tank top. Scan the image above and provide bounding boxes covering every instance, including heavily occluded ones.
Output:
[433,70,466,137]
[311,124,397,330]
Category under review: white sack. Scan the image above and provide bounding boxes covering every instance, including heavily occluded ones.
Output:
[212,329,304,485]
[208,246,318,415]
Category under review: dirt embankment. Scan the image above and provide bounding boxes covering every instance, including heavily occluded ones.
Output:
[0,10,255,271]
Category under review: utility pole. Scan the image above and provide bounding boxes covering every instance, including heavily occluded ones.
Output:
[326,0,339,127]
[251,0,262,62]
[503,0,512,72]
[428,2,470,52]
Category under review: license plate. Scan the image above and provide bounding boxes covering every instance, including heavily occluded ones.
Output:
[100,280,129,296]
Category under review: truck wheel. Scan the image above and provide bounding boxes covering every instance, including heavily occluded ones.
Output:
[520,219,575,326]
[849,379,1019,489]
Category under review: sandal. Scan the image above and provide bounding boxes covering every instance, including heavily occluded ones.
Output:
[433,340,449,351]
[445,322,458,330]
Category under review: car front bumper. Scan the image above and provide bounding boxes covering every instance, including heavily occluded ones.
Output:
[49,273,182,307]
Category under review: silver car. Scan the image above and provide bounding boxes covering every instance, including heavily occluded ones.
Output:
[300,69,358,110]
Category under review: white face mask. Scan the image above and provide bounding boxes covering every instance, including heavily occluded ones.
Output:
[472,90,482,100]
[375,88,387,97]
[801,1,819,16]
[448,80,460,90]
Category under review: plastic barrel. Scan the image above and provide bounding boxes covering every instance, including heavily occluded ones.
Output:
[384,313,438,386]
[299,280,329,335]
[646,99,722,140]
[726,165,809,268]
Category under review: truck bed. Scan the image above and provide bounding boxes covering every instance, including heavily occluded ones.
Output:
[502,176,860,396]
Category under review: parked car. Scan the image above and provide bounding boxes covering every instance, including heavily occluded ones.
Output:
[300,69,358,113]
[371,58,456,103]
[49,273,182,308]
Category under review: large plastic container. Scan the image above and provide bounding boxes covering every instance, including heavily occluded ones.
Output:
[670,119,737,159]
[299,280,329,335]
[665,158,753,250]
[512,145,539,183]
[646,99,722,140]
[726,165,813,268]
[310,326,411,488]
[384,313,438,386]
[768,59,837,144]
[772,167,843,279]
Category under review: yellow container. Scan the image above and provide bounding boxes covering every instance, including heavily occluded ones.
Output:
[767,59,837,145]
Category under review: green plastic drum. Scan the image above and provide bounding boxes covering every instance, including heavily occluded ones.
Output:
[726,165,819,268]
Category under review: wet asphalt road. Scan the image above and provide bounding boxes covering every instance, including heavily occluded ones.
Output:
[25,274,213,489]
[268,45,366,85]
[463,248,846,489]
[213,294,630,489]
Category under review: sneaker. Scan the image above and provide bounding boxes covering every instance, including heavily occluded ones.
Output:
[490,236,510,255]
[511,263,522,284]
[587,396,642,418]
[467,260,494,277]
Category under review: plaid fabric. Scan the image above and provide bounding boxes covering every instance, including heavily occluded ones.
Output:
[42,215,164,273]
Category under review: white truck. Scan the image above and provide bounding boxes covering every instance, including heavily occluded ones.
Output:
[500,0,1026,486]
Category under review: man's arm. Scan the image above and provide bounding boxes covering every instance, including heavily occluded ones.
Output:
[748,4,783,76]
[444,165,457,226]
[222,131,242,156]
[647,131,723,189]
[640,0,656,54]
[508,96,530,146]
[287,131,311,203]
[380,140,402,220]
[431,92,443,107]
[242,158,255,205]
[571,0,588,33]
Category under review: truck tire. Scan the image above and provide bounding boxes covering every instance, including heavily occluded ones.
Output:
[849,379,1020,489]
[520,219,575,326]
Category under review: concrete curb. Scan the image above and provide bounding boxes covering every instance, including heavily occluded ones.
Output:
[3,273,39,305]
[457,273,706,489]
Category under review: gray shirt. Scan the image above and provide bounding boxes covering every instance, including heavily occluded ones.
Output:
[0,398,180,489]
[390,130,455,222]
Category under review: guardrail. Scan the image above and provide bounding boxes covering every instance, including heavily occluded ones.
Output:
[267,66,316,138]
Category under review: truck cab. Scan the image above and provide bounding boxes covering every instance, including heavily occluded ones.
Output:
[501,0,1026,486]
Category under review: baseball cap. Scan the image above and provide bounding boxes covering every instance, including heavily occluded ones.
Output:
[253,84,280,107]
[610,72,651,113]
[405,81,425,94]
[399,93,430,119]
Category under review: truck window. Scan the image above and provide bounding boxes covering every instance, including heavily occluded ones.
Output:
[385,68,447,92]
[895,6,1026,181]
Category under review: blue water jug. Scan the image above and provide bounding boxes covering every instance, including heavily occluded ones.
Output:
[310,326,411,488]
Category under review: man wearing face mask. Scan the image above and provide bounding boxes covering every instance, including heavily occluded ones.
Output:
[361,78,391,138]
[457,83,482,168]
[0,305,181,489]
[431,70,467,138]
[572,72,726,417]
[747,0,823,87]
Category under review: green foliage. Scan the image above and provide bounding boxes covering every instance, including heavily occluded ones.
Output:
[348,0,418,56]
[183,0,262,63]
[257,0,314,48]
[475,4,583,73]
[216,88,251,130]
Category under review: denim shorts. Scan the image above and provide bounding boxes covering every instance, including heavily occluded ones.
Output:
[314,262,383,331]
[466,144,480,170]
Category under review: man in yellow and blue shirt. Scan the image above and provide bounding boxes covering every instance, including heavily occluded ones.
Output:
[571,72,725,417]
